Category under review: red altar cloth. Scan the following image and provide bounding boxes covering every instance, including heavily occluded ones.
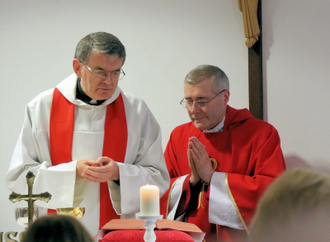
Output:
[100,218,205,242]
[102,230,194,242]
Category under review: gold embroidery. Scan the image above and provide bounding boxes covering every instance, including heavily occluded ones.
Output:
[197,158,218,209]
[197,181,208,209]
[210,158,217,170]
[225,173,249,232]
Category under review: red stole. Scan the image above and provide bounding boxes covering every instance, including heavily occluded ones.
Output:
[49,87,128,228]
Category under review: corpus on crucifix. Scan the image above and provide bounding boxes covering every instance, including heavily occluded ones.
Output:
[9,171,52,227]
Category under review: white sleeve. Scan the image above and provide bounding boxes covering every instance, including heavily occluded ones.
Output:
[166,175,189,220]
[5,103,77,209]
[209,172,245,230]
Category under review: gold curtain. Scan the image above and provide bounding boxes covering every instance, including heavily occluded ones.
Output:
[238,0,260,48]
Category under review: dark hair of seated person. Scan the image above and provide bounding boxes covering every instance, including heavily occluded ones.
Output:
[22,214,93,242]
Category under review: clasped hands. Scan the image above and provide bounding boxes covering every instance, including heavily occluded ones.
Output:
[76,156,119,183]
[188,136,215,186]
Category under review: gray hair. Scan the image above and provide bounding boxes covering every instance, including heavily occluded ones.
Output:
[74,32,126,64]
[184,65,229,92]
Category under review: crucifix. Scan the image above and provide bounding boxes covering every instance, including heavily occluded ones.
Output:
[239,0,263,120]
[9,171,52,227]
[248,0,263,120]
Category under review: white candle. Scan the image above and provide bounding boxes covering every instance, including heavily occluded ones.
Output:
[139,184,160,216]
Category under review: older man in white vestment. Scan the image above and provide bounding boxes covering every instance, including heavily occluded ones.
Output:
[5,32,170,237]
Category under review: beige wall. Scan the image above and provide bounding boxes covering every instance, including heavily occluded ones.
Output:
[263,0,330,171]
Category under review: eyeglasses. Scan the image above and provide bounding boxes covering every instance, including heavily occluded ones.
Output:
[84,64,125,80]
[180,89,227,109]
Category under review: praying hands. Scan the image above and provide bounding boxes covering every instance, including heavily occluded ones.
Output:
[187,136,215,186]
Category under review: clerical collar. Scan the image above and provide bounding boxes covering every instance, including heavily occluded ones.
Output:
[76,78,105,105]
[203,116,226,133]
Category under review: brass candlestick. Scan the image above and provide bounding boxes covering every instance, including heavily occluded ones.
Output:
[9,171,52,227]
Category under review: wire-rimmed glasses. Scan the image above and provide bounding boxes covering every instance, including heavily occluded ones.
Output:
[84,64,125,80]
[180,89,227,109]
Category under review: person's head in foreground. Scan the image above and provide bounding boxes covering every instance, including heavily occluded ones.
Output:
[22,215,93,242]
[249,167,330,242]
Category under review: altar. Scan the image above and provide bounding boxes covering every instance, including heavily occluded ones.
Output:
[9,172,204,242]
[99,218,205,242]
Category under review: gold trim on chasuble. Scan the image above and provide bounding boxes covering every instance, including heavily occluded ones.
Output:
[225,173,249,233]
[166,177,181,217]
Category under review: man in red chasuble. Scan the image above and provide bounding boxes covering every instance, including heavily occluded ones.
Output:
[160,64,286,242]
[6,32,169,238]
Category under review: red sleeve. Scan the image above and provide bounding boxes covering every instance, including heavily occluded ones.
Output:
[227,126,286,227]
[160,130,193,218]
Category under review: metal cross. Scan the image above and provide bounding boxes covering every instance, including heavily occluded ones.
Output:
[9,171,52,227]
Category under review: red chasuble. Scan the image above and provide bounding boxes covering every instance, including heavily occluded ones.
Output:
[49,87,127,228]
[160,106,286,242]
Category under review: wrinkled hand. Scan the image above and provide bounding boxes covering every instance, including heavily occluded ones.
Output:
[77,156,119,183]
[188,136,214,184]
